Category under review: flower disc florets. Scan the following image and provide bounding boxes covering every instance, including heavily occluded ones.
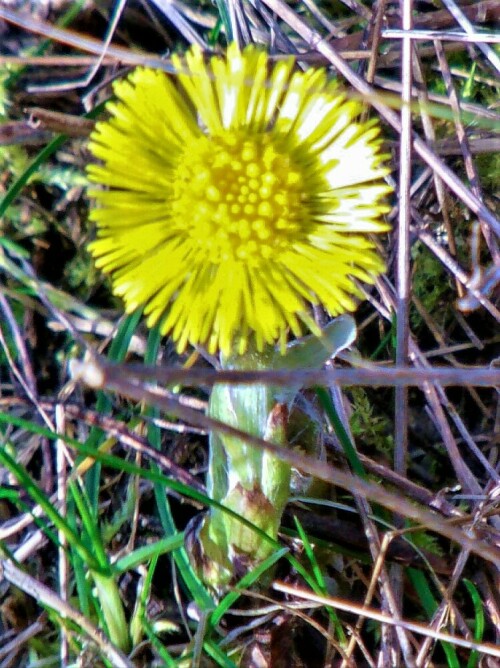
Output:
[173,132,309,264]
[87,44,392,355]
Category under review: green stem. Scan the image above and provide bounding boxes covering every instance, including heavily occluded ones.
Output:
[192,317,357,591]
[197,348,291,589]
[91,570,130,652]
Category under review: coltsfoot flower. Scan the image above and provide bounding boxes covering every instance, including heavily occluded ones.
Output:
[87,44,392,356]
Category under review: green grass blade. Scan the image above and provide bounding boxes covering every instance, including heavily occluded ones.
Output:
[0,444,99,569]
[203,639,238,668]
[464,579,485,668]
[212,0,232,41]
[315,386,366,479]
[84,310,143,509]
[144,326,214,610]
[209,547,289,628]
[134,554,178,666]
[408,568,459,668]
[293,516,346,644]
[69,479,109,571]
[114,533,185,573]
[0,99,104,217]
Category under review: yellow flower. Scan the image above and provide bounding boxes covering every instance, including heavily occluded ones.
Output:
[87,44,392,356]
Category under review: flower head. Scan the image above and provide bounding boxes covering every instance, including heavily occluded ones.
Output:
[87,44,392,355]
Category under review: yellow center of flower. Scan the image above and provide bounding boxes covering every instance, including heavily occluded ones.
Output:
[172,133,309,263]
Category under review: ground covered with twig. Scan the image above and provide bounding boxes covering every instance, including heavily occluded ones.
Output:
[0,1,499,666]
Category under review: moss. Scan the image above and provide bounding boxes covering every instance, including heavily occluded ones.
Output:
[349,387,393,455]
[410,241,454,331]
